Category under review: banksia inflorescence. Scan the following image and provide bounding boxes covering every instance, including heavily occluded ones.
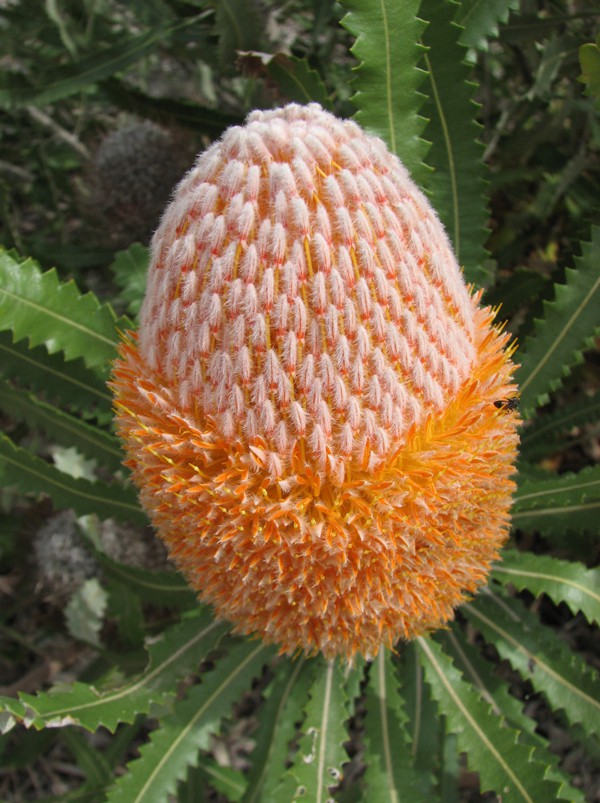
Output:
[112,103,520,660]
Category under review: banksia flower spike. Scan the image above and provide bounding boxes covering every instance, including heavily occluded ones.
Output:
[112,103,520,661]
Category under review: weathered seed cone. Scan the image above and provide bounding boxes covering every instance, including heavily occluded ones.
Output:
[111,103,520,660]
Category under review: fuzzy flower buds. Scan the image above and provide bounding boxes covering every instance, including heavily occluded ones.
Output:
[112,103,519,660]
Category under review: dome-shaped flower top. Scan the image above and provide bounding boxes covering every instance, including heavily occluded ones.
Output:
[112,103,519,660]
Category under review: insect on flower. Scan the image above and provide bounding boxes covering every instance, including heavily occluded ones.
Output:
[111,103,521,661]
[494,396,520,411]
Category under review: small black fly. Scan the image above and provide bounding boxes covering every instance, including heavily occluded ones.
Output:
[494,396,519,411]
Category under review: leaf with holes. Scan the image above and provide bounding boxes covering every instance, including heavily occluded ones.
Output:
[242,658,312,803]
[274,657,352,801]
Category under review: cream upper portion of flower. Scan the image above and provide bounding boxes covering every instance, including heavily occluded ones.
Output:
[139,103,476,482]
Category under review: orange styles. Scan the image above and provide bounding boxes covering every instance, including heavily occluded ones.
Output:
[112,104,519,659]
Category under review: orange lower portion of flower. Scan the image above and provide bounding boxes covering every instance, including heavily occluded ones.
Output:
[111,304,519,660]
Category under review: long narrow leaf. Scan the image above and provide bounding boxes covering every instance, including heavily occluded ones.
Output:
[363,649,429,801]
[0,378,123,473]
[106,640,274,802]
[0,433,145,525]
[419,0,491,285]
[511,464,600,536]
[242,658,310,803]
[275,657,351,802]
[492,549,600,625]
[340,0,430,184]
[394,643,439,787]
[0,333,113,423]
[516,226,600,417]
[440,628,586,802]
[0,250,129,377]
[464,591,600,737]
[0,608,229,734]
[417,637,575,802]
[519,392,600,461]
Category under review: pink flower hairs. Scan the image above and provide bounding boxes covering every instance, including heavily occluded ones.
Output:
[111,103,519,660]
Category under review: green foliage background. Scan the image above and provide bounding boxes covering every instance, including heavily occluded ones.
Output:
[0,1,599,801]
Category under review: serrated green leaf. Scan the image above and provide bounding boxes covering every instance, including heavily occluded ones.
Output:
[516,226,600,417]
[242,658,309,803]
[394,643,439,787]
[275,657,351,802]
[238,51,332,108]
[0,14,208,108]
[417,636,573,803]
[464,591,600,738]
[340,0,430,184]
[579,34,600,103]
[519,392,600,461]
[439,628,586,802]
[110,244,149,323]
[0,378,123,473]
[363,649,429,802]
[0,608,229,733]
[492,549,600,625]
[0,333,113,424]
[106,639,274,803]
[455,0,519,50]
[0,432,145,525]
[419,0,491,286]
[0,249,129,377]
[511,464,600,537]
